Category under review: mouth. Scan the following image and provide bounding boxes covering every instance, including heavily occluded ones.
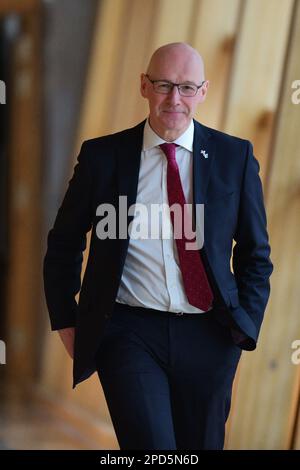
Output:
[162,110,184,115]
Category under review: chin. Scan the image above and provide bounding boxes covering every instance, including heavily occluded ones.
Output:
[161,116,186,128]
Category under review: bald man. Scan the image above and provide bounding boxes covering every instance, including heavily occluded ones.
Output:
[44,43,273,450]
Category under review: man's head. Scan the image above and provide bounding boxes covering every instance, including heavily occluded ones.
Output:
[141,42,209,141]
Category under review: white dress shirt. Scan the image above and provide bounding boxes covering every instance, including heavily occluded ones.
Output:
[116,119,206,314]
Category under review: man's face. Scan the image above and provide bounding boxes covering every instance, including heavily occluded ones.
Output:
[140,49,208,140]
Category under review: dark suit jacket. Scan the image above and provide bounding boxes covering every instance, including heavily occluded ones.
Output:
[43,119,273,388]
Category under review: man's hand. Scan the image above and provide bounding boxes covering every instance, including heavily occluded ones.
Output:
[58,327,75,359]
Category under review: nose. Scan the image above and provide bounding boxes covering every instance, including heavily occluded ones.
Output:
[166,85,181,104]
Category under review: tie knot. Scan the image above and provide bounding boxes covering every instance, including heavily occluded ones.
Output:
[160,143,177,161]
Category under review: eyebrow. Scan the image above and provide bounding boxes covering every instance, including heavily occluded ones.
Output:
[156,78,199,86]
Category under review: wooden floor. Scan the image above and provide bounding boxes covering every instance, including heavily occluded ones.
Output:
[0,374,119,450]
[0,401,103,450]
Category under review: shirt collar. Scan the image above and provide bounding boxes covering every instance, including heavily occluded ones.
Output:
[143,119,194,152]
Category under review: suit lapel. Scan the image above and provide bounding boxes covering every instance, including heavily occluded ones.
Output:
[192,120,216,253]
[193,119,216,206]
[116,120,145,215]
[116,120,145,255]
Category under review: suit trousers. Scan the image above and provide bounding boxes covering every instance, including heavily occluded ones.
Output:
[95,302,242,450]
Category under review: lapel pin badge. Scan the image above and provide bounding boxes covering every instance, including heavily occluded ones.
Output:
[200,149,208,159]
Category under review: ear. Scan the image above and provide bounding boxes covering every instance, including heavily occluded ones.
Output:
[198,80,209,103]
[140,73,148,98]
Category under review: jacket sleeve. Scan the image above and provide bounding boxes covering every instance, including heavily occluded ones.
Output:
[232,141,273,349]
[43,141,93,330]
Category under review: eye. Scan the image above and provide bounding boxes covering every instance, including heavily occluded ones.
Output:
[156,82,172,92]
[180,85,196,92]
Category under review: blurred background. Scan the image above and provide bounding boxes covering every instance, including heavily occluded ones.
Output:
[0,0,299,450]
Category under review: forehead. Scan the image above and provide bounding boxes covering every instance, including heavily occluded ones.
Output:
[150,53,202,83]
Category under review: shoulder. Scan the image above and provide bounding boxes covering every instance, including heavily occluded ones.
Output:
[80,120,146,153]
[194,120,252,154]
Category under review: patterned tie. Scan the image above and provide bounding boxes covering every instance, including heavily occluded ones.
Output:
[160,143,213,311]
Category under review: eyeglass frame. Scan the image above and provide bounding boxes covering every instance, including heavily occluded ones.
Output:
[145,74,206,97]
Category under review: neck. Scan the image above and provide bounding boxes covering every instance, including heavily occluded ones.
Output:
[148,118,191,142]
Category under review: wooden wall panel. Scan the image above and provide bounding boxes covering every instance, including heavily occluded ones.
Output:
[74,0,128,148]
[289,364,300,448]
[147,0,196,49]
[192,0,241,128]
[223,0,293,181]
[5,8,42,390]
[293,377,300,448]
[109,0,158,131]
[226,0,300,449]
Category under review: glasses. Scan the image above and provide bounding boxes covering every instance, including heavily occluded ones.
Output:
[145,74,205,97]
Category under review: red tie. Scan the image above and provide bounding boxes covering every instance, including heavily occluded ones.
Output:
[160,143,213,311]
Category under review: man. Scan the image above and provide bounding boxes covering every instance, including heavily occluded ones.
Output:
[43,43,273,450]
